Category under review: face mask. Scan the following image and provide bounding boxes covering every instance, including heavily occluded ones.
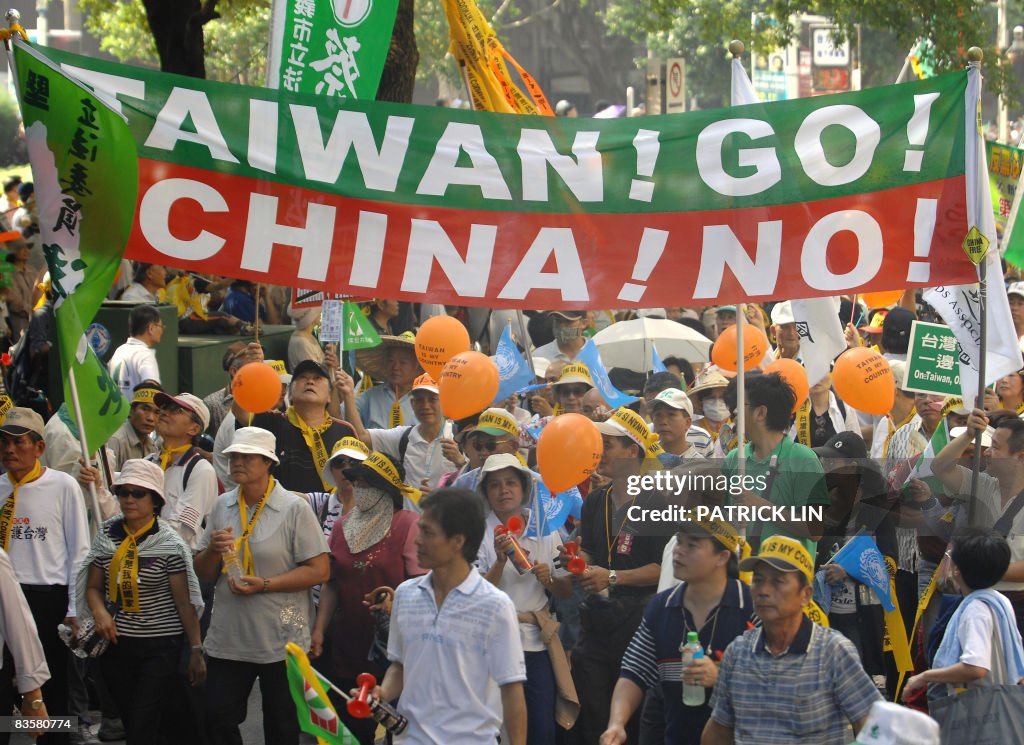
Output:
[703,399,730,423]
[354,484,387,511]
[554,325,583,345]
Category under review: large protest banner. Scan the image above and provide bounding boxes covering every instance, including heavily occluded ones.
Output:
[37,45,977,309]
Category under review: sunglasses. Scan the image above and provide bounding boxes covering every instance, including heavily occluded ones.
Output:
[558,385,590,397]
[330,456,358,470]
[471,437,512,452]
[115,488,151,500]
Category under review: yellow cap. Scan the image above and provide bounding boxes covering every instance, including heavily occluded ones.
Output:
[739,535,814,584]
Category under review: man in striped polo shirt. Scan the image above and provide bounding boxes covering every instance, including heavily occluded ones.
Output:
[702,536,881,745]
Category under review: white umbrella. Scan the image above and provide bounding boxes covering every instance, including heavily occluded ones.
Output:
[592,318,712,373]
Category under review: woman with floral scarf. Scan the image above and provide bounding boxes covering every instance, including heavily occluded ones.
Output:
[311,451,423,745]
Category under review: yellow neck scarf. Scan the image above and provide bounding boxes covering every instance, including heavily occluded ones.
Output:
[795,399,812,447]
[235,478,275,576]
[0,460,43,551]
[108,516,156,612]
[286,407,332,492]
[159,443,191,471]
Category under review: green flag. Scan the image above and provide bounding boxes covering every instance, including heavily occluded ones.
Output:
[12,39,138,449]
[343,301,381,350]
[285,643,357,745]
[267,0,399,98]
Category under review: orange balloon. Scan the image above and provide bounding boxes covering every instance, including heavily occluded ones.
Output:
[232,362,282,413]
[711,324,769,372]
[832,347,895,415]
[416,316,471,378]
[765,358,809,412]
[438,351,499,420]
[861,290,903,309]
[537,414,603,493]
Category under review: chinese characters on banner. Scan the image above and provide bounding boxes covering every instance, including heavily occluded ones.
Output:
[267,0,399,98]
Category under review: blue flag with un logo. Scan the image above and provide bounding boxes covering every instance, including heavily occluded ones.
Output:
[492,325,536,404]
[830,534,895,612]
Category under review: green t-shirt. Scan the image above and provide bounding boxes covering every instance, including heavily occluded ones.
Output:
[723,437,829,555]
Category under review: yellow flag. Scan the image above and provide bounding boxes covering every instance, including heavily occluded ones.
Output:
[443,0,553,115]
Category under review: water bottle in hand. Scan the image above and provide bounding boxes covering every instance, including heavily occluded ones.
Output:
[223,543,244,582]
[681,631,705,706]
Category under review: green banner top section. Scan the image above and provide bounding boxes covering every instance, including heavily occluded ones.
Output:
[41,45,967,216]
[267,0,398,98]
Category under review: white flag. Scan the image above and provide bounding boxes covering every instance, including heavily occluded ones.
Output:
[731,56,759,106]
[790,297,848,386]
[924,61,1022,404]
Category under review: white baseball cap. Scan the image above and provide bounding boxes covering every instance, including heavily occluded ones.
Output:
[770,301,795,325]
[648,388,694,417]
[1008,281,1024,300]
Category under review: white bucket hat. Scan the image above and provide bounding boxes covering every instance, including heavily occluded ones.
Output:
[223,426,279,464]
[113,458,166,502]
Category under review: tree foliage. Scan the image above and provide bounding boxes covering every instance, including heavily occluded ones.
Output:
[79,0,270,83]
[604,0,1016,106]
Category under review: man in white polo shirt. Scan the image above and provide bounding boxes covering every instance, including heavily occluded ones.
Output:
[347,373,458,496]
[107,304,163,399]
[0,407,89,745]
[369,487,527,744]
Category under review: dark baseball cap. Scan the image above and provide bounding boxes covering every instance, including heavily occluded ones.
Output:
[293,359,331,380]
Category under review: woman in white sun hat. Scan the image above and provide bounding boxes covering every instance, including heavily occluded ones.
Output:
[194,426,329,745]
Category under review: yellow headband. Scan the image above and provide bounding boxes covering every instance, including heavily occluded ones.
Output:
[364,452,422,505]
[132,388,158,406]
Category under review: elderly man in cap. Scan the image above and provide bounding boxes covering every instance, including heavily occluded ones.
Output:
[769,301,800,361]
[346,373,458,495]
[142,392,219,552]
[701,536,881,745]
[106,381,162,470]
[649,388,702,467]
[603,519,754,745]
[567,407,669,745]
[353,334,422,428]
[534,311,588,363]
[0,407,89,745]
[228,357,357,493]
[195,426,329,745]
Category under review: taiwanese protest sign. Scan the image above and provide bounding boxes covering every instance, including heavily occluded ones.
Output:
[987,140,1021,241]
[13,40,135,447]
[37,44,979,310]
[904,320,963,396]
[267,0,398,98]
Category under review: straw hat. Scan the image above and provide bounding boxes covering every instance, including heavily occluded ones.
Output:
[354,333,419,381]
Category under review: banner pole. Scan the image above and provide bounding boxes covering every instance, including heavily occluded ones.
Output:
[736,305,746,477]
[969,249,987,525]
[968,47,987,526]
[68,365,103,535]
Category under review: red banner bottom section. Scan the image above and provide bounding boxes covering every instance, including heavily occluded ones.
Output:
[125,160,976,309]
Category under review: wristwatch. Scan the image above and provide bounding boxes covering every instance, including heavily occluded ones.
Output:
[608,570,618,587]
[24,698,43,711]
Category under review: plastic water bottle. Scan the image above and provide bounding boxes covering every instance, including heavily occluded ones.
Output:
[681,631,705,706]
[223,544,244,582]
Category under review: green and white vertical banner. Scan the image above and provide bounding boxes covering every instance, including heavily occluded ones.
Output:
[267,0,400,98]
[12,39,136,448]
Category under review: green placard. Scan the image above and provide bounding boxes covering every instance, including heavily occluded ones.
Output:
[904,320,963,396]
